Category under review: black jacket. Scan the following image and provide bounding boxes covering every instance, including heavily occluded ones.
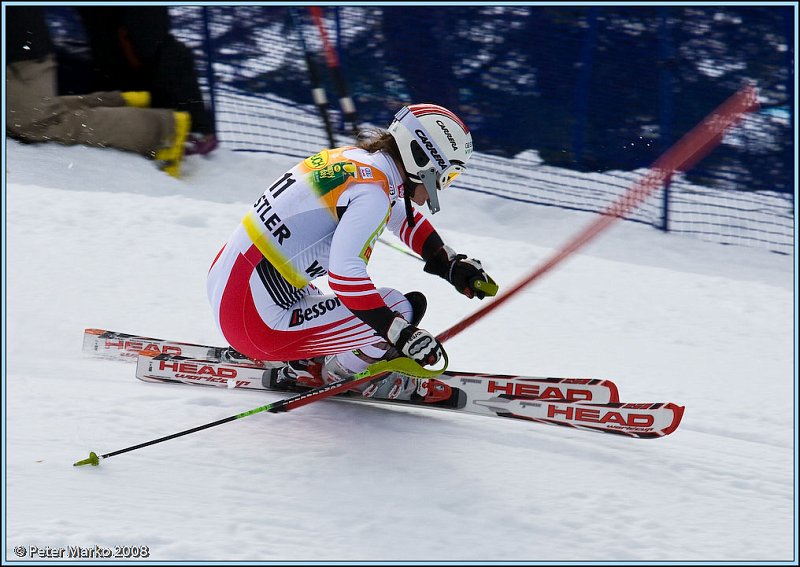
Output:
[6,6,53,64]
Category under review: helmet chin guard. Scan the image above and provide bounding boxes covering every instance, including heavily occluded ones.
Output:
[416,167,441,214]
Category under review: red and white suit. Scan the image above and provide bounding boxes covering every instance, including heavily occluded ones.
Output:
[207,146,443,362]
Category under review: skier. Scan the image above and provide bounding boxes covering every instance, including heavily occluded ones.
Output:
[207,103,497,387]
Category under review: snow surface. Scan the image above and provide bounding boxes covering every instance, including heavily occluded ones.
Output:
[3,139,797,563]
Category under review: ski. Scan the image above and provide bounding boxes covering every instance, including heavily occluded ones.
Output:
[84,328,621,404]
[85,328,683,438]
[471,399,684,439]
[135,352,681,438]
[83,328,226,361]
[136,349,620,401]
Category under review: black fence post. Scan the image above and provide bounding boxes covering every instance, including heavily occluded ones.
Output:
[572,7,597,170]
[201,6,218,130]
[658,8,675,233]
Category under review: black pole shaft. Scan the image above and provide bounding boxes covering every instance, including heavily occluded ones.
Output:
[88,370,392,464]
[308,7,359,139]
[290,9,336,148]
[101,415,237,460]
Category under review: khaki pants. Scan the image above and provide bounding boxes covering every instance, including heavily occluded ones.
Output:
[6,55,175,156]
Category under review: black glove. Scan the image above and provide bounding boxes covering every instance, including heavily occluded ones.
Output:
[386,316,443,366]
[424,245,499,299]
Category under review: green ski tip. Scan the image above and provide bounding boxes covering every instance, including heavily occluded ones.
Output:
[73,451,100,467]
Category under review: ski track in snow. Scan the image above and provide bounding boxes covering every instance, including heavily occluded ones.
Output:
[4,140,796,562]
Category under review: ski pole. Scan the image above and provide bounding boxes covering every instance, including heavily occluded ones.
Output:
[378,237,422,261]
[289,8,336,148]
[308,6,359,138]
[436,83,759,344]
[74,352,447,466]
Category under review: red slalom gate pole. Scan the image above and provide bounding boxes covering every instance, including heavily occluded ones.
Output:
[308,6,360,138]
[436,83,760,344]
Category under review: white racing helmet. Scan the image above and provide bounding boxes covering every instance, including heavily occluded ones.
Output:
[387,103,473,215]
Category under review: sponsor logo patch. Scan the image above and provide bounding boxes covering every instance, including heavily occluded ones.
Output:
[289,297,342,327]
[304,150,330,170]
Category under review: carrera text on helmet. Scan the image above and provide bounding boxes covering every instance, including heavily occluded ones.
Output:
[414,129,448,169]
[436,120,459,151]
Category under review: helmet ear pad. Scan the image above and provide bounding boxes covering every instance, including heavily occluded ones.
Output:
[410,140,430,168]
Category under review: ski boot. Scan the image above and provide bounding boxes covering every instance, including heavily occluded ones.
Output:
[219,347,252,364]
[268,291,431,395]
[321,291,430,396]
[266,358,325,391]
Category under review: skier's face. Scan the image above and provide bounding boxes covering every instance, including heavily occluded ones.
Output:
[409,183,429,206]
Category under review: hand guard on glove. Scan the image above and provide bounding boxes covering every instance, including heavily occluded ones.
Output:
[424,245,498,299]
[386,316,443,367]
